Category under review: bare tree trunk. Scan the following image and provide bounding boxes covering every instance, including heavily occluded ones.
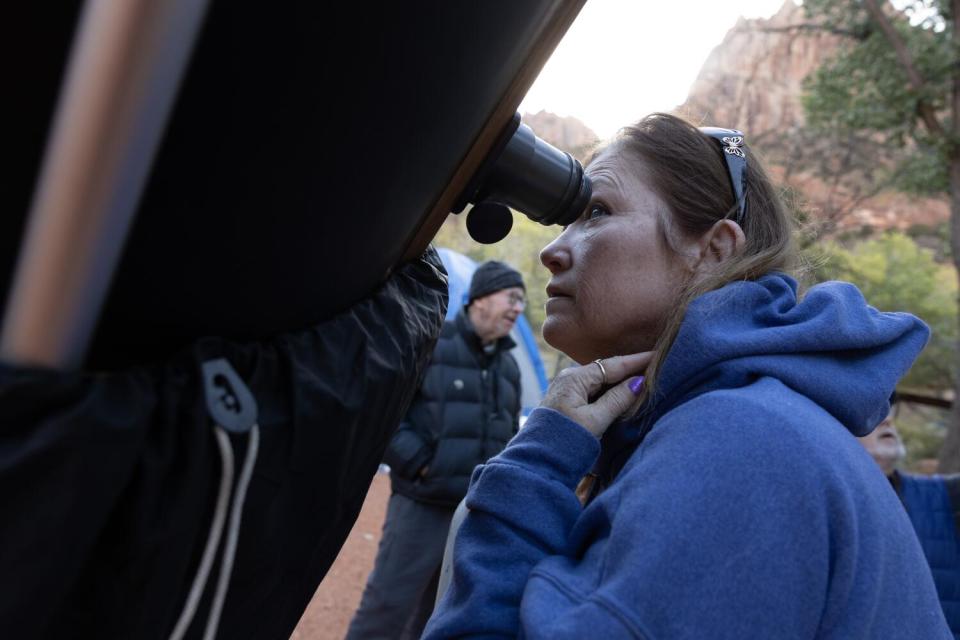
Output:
[937,159,960,471]
[935,0,960,472]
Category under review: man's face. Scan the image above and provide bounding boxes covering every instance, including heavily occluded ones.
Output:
[857,410,906,476]
[470,287,525,343]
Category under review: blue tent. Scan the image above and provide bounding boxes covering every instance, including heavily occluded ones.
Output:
[437,248,548,416]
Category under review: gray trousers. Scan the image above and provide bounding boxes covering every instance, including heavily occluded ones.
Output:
[345,492,455,640]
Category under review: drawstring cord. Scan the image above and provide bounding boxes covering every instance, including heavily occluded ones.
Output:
[203,423,259,640]
[169,423,260,640]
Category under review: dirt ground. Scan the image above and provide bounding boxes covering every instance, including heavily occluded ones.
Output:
[290,471,391,640]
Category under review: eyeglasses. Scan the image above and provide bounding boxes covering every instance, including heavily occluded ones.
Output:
[504,291,526,309]
[698,126,747,223]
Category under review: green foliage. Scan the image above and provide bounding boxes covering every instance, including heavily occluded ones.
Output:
[802,0,954,196]
[906,220,952,259]
[801,1,960,467]
[834,224,876,245]
[892,144,950,194]
[803,34,920,136]
[814,232,957,390]
[802,0,872,34]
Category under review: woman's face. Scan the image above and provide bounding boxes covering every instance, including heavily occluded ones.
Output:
[539,144,698,364]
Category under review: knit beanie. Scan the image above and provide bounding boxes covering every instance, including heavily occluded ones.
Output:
[468,260,524,304]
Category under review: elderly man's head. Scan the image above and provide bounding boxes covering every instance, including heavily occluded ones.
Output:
[467,261,525,344]
[858,395,906,477]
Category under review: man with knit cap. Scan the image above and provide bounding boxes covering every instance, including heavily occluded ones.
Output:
[347,261,525,640]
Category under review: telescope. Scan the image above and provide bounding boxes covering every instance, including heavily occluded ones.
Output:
[3,2,592,370]
[0,2,591,638]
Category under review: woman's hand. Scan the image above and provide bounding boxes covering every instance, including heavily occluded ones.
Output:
[540,352,653,438]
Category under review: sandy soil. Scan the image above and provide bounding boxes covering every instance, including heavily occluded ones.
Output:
[290,472,391,640]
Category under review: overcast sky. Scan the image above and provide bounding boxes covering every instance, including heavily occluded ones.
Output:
[519,0,792,138]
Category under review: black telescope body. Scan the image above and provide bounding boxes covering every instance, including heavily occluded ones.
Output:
[1,3,591,639]
[458,113,592,243]
[3,2,589,369]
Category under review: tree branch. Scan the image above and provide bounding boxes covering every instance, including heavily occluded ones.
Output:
[863,0,945,137]
[734,23,869,39]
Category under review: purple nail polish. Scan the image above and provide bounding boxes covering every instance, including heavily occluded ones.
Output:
[628,376,645,395]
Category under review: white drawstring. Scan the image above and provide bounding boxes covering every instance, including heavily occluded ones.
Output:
[203,424,259,640]
[168,423,260,640]
[169,426,234,640]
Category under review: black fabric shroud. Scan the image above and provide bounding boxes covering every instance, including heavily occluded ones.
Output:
[0,248,448,639]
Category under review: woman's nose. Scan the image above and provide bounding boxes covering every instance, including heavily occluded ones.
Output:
[540,234,571,275]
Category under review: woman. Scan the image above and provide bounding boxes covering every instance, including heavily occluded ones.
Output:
[423,114,948,638]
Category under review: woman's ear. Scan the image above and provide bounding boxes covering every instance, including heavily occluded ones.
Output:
[696,219,745,268]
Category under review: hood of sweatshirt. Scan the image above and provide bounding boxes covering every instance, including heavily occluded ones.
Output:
[650,273,929,437]
[592,273,930,485]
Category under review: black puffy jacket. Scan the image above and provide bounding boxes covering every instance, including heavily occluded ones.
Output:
[384,309,521,506]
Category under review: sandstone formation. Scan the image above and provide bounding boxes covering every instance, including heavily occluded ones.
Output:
[679,0,948,235]
[681,1,838,136]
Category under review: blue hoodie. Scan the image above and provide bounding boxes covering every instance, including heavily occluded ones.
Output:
[424,274,949,639]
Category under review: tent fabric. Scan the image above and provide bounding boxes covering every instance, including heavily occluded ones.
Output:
[0,248,448,639]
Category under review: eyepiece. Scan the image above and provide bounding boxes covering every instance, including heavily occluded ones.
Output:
[457,113,592,242]
[480,123,591,227]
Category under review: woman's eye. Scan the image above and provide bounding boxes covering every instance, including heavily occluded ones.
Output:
[585,203,610,221]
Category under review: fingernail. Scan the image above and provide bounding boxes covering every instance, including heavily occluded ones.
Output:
[628,376,645,396]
